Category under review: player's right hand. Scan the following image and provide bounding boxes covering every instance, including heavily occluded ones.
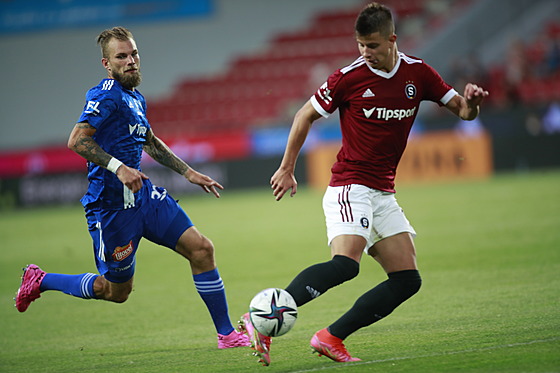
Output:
[116,165,149,193]
[270,168,297,201]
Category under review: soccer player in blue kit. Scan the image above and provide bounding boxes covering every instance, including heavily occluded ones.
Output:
[15,26,250,349]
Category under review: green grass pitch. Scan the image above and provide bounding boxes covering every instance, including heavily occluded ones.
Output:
[1,170,559,372]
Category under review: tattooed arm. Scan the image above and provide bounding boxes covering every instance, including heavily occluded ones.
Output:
[68,122,148,192]
[142,129,190,175]
[68,122,112,168]
[143,129,223,197]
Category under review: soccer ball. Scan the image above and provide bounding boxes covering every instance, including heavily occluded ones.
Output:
[249,288,298,337]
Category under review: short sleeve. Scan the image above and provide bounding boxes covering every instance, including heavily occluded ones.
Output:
[77,89,118,129]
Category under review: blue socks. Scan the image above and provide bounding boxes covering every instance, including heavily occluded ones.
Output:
[38,268,234,336]
[193,268,234,335]
[40,273,98,299]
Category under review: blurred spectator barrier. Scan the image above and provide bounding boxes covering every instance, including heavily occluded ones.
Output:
[306,130,493,190]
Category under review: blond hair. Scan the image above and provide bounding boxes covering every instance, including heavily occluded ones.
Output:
[96,26,134,58]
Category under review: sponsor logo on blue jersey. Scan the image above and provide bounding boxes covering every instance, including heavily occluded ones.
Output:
[85,101,100,115]
[129,123,147,136]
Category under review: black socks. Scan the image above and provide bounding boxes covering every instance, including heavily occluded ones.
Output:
[328,269,422,339]
[283,257,421,341]
[285,255,360,307]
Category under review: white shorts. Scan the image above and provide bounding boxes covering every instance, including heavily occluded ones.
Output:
[322,184,416,251]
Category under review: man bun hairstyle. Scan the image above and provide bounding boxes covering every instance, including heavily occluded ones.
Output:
[355,2,395,37]
[96,26,134,58]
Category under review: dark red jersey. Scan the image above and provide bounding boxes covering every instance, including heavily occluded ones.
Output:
[310,53,457,192]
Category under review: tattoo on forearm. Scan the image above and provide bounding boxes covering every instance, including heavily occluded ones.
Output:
[144,132,190,175]
[72,123,112,167]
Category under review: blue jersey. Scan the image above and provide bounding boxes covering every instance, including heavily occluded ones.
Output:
[77,79,151,210]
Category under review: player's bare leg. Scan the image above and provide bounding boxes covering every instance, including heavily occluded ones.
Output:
[368,232,418,273]
[175,226,249,349]
[330,234,367,263]
[92,276,133,303]
[174,226,216,274]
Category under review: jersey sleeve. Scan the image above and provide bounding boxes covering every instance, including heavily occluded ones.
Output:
[310,69,346,118]
[77,88,118,130]
[422,63,457,105]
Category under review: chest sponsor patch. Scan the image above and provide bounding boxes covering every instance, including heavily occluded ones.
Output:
[363,106,417,120]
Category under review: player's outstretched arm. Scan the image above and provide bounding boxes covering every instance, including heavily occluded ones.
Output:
[271,100,322,201]
[184,168,224,198]
[68,122,148,192]
[143,129,223,198]
[446,83,489,121]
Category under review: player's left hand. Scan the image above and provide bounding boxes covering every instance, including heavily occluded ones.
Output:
[185,169,224,198]
[464,83,489,106]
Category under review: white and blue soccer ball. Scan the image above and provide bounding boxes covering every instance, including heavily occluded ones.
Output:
[249,288,298,337]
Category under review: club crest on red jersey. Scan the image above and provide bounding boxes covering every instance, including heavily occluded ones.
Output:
[405,82,417,99]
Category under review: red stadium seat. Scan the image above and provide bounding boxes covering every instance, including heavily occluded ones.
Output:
[148,0,484,137]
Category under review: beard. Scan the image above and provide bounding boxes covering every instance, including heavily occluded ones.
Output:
[112,69,142,90]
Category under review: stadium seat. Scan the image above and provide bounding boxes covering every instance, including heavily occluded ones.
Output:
[147,0,486,137]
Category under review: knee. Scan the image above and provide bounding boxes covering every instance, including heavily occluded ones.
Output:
[177,233,215,264]
[332,255,360,282]
[190,235,215,260]
[105,284,132,303]
[108,292,130,304]
[94,277,132,303]
[198,236,215,256]
[388,269,422,300]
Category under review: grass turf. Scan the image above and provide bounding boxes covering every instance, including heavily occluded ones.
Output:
[0,170,559,372]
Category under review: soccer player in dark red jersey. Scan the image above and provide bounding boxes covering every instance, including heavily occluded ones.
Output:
[243,2,489,365]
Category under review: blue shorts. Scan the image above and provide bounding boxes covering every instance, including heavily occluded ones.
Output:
[85,184,193,283]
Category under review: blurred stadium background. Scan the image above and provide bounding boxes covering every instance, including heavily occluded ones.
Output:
[1,0,559,208]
